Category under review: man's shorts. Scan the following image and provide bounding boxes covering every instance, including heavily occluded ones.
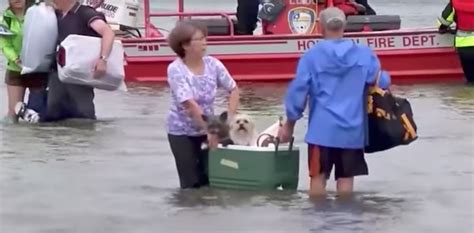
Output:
[308,144,368,180]
[4,70,48,88]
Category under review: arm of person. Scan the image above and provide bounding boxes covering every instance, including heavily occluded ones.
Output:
[284,54,313,129]
[86,10,115,59]
[366,50,391,89]
[0,36,19,64]
[214,57,239,117]
[167,65,206,128]
[183,100,206,129]
[437,2,455,33]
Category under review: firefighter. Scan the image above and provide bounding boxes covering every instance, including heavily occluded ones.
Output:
[438,0,474,85]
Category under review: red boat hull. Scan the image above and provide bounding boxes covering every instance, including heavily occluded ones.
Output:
[121,29,464,84]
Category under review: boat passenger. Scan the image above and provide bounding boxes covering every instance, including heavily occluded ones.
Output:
[438,0,474,85]
[1,0,48,123]
[334,0,366,16]
[354,0,376,15]
[14,0,115,123]
[236,0,260,35]
[278,7,391,197]
[166,21,240,189]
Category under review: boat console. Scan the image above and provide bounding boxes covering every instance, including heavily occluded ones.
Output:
[181,18,239,36]
[345,15,401,32]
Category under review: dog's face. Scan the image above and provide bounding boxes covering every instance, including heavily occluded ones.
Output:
[229,113,256,135]
[202,111,229,137]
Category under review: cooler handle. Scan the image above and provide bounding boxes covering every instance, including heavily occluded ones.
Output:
[274,136,295,156]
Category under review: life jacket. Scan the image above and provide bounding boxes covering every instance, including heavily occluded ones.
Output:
[452,0,474,31]
[333,0,359,16]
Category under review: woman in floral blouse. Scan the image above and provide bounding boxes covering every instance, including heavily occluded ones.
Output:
[166,21,240,189]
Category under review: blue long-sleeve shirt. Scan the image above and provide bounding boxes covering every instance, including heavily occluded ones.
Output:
[285,39,391,149]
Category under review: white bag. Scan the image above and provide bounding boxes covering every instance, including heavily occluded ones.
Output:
[57,34,125,91]
[20,2,58,75]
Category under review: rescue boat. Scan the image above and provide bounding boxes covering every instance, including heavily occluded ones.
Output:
[91,0,464,84]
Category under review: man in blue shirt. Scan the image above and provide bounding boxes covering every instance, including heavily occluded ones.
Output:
[278,7,390,197]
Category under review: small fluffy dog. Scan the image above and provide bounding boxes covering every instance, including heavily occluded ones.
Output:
[229,113,258,146]
[202,111,233,147]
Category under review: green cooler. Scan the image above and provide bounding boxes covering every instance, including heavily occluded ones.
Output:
[208,140,299,190]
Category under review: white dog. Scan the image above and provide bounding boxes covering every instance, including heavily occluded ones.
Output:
[229,113,258,146]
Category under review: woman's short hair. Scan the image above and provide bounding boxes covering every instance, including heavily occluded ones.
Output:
[167,21,208,58]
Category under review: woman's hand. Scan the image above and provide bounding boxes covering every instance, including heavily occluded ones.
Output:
[183,100,206,129]
[227,87,239,118]
[207,133,219,150]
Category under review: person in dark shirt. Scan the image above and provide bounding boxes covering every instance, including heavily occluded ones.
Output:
[15,0,115,123]
[354,0,376,15]
[236,0,260,35]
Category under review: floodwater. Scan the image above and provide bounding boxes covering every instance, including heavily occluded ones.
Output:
[1,0,474,233]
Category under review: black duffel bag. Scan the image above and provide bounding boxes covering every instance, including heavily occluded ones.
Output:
[365,72,418,153]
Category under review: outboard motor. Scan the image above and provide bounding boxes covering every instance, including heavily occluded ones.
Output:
[345,15,401,32]
[82,0,142,38]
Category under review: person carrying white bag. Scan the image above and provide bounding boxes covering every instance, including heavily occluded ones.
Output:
[1,0,49,123]
[20,0,58,75]
[14,0,116,123]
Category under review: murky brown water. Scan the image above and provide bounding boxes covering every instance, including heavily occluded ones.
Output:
[1,0,474,232]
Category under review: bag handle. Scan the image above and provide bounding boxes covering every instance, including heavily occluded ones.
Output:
[374,69,382,87]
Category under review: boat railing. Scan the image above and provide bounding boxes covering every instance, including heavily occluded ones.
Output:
[141,0,339,38]
[147,11,237,38]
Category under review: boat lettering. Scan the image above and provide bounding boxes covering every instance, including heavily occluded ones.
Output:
[366,36,396,48]
[296,39,317,51]
[98,3,119,18]
[296,34,440,51]
[297,38,361,51]
[402,35,436,47]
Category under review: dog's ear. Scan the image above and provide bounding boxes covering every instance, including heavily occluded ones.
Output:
[219,111,228,122]
[201,114,209,122]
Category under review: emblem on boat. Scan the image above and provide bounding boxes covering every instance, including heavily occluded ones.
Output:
[288,7,316,34]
